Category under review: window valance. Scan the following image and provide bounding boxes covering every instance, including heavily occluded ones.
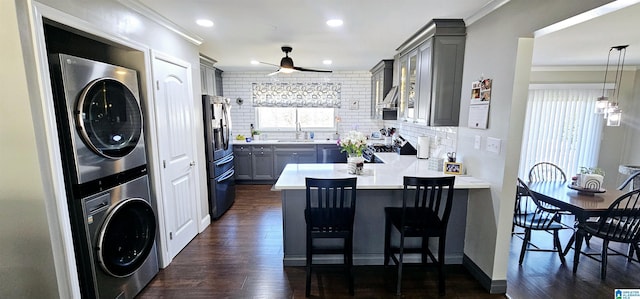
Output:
[252,82,341,108]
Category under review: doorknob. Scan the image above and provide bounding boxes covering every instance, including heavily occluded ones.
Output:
[190,161,196,167]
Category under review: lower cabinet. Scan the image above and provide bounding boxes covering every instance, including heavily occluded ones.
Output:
[273,145,317,179]
[233,145,274,181]
[234,143,344,183]
[252,145,274,180]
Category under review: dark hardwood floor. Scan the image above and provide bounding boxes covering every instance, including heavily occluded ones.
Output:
[138,185,638,298]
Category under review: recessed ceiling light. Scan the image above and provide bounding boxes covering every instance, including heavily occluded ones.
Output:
[322,60,333,65]
[326,19,343,27]
[250,60,260,65]
[196,19,214,27]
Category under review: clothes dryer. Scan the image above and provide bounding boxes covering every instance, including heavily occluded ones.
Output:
[49,53,147,185]
[81,174,158,298]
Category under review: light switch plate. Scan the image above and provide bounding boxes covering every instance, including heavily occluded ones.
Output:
[474,135,481,150]
[486,137,501,154]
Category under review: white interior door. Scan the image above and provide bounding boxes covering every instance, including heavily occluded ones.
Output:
[152,53,199,259]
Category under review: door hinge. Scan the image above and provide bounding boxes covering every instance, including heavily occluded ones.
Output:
[169,232,173,240]
[163,160,167,168]
[156,80,160,90]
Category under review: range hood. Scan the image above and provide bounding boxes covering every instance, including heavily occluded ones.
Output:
[377,86,398,108]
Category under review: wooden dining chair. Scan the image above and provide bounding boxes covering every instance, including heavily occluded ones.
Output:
[528,162,567,183]
[618,170,640,191]
[513,178,571,265]
[384,176,455,296]
[304,177,358,297]
[575,188,640,279]
[618,171,640,260]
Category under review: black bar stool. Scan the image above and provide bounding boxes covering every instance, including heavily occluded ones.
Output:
[304,177,358,297]
[384,176,455,296]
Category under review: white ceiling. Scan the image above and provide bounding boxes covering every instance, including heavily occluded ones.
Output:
[137,0,640,71]
[532,1,640,67]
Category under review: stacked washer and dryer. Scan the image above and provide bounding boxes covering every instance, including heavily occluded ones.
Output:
[49,54,159,298]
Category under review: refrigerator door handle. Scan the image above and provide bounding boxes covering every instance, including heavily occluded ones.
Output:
[215,154,234,166]
[216,168,235,183]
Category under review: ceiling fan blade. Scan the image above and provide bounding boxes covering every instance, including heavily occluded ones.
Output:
[259,61,280,67]
[267,70,280,76]
[293,66,332,73]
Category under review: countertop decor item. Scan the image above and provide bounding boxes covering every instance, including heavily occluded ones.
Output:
[339,131,367,174]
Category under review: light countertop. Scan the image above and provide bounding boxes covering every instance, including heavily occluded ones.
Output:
[273,152,491,190]
[233,139,339,145]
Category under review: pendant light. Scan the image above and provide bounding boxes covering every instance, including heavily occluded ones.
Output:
[595,45,628,127]
[607,45,628,126]
[594,47,613,114]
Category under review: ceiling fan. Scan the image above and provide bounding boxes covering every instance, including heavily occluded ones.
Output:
[261,46,332,75]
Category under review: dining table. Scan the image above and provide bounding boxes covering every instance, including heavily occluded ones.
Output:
[526,181,627,273]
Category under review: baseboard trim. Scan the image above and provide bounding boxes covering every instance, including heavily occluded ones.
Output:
[462,255,507,294]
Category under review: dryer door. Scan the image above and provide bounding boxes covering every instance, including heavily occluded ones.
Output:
[97,198,156,277]
[76,78,143,159]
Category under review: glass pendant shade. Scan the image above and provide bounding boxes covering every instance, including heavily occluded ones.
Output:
[595,96,609,114]
[607,107,622,126]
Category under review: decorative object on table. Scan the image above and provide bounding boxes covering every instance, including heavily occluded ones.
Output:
[468,77,492,129]
[576,167,605,189]
[339,131,367,175]
[444,162,463,175]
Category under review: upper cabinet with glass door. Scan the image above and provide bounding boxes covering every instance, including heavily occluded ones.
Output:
[395,19,465,126]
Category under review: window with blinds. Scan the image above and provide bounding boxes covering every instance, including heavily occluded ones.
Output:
[518,84,611,179]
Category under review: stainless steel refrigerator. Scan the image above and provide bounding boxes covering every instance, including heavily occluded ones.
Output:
[202,95,235,219]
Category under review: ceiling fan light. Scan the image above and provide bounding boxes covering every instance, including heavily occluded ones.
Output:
[280,68,295,74]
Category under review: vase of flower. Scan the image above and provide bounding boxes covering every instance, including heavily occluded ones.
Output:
[339,131,367,175]
[347,154,365,175]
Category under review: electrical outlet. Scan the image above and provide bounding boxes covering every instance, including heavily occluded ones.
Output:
[486,137,501,154]
[474,135,481,150]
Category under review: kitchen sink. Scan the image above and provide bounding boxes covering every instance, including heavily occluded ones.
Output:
[276,139,316,143]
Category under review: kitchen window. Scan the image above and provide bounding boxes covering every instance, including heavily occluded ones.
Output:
[255,107,335,131]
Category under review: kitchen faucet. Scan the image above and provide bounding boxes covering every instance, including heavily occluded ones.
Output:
[296,122,302,140]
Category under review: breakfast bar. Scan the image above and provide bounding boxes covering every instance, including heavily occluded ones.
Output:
[273,153,490,266]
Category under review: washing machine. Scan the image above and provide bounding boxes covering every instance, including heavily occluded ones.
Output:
[48,53,147,185]
[82,174,159,298]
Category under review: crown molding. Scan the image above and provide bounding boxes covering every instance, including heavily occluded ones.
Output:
[531,65,638,72]
[117,0,203,45]
[464,0,512,25]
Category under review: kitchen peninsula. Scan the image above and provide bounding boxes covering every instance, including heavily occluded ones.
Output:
[273,153,490,266]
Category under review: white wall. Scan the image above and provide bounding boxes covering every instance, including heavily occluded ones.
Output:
[223,71,384,140]
[458,0,614,289]
[4,0,205,297]
[0,1,59,297]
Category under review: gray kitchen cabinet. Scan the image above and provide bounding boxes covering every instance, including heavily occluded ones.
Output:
[370,60,394,119]
[200,57,223,96]
[274,145,317,179]
[316,144,346,163]
[252,145,274,180]
[233,144,274,181]
[233,145,253,180]
[396,19,465,126]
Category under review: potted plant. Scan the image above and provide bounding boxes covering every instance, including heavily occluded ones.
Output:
[577,166,605,190]
[339,131,367,174]
[251,129,261,140]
